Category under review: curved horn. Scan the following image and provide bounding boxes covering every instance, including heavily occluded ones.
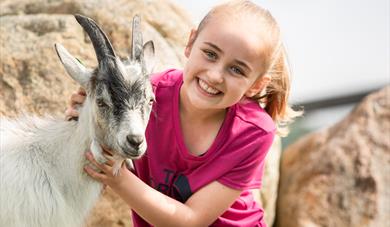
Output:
[131,15,143,61]
[74,14,116,64]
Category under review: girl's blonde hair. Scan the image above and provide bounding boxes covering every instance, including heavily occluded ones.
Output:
[197,0,302,136]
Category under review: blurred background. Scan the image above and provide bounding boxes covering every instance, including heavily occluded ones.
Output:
[172,0,390,147]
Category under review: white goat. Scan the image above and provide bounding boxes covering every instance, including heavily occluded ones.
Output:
[0,14,155,227]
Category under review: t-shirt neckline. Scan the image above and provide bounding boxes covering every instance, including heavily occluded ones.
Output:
[172,73,236,161]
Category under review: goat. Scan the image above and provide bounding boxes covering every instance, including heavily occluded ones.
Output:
[0,14,155,227]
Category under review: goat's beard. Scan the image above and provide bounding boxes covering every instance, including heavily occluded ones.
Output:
[111,154,125,176]
[89,139,125,176]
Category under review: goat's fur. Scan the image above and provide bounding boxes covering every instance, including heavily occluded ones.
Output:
[0,14,155,227]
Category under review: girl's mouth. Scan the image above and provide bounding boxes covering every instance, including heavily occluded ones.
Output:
[197,78,222,96]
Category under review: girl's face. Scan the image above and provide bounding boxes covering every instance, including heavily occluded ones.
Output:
[182,15,270,112]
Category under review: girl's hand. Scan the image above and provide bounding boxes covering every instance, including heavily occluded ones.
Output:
[65,87,86,121]
[84,148,131,191]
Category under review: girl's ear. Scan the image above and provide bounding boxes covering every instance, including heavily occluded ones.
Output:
[184,29,198,58]
[245,74,271,97]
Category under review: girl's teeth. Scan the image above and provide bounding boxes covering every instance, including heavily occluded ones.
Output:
[198,79,220,95]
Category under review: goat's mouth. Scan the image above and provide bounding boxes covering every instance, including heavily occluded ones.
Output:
[119,144,146,160]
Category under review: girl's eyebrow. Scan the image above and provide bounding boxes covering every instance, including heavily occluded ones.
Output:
[204,42,223,53]
[204,42,252,72]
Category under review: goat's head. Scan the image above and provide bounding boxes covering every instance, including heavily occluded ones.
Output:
[55,14,155,160]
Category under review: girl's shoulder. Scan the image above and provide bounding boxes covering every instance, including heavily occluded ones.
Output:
[233,100,276,135]
[151,68,183,89]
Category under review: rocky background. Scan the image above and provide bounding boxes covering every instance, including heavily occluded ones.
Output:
[275,86,390,227]
[1,0,389,226]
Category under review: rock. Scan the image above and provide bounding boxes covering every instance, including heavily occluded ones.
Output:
[276,86,390,227]
[0,0,193,117]
[0,14,90,117]
[252,136,282,227]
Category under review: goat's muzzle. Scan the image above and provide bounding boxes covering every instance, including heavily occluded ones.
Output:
[121,134,146,159]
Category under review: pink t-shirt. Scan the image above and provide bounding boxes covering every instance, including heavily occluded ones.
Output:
[132,69,276,227]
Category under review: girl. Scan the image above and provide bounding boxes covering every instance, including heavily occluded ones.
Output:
[66,1,299,226]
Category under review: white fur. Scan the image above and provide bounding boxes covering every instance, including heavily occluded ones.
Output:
[0,100,109,227]
[0,15,154,227]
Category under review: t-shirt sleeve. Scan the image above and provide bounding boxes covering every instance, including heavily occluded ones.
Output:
[150,69,178,93]
[218,129,275,190]
[150,72,162,93]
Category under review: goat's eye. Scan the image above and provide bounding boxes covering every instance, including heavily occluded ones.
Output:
[97,99,108,108]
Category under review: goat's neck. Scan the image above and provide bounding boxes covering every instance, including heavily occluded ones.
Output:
[76,97,96,142]
[73,97,105,163]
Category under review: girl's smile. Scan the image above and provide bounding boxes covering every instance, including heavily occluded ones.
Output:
[197,78,222,96]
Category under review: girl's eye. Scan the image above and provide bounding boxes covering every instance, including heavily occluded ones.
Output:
[230,66,245,76]
[203,50,217,60]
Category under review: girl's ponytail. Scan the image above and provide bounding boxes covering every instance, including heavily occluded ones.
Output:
[255,44,302,137]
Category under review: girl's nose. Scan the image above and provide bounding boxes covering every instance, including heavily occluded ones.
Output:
[207,68,224,84]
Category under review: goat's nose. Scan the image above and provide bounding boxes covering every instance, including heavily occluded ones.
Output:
[126,135,143,148]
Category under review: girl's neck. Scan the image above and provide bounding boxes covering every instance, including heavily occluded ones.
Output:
[179,87,227,156]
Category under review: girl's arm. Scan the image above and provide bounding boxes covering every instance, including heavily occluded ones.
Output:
[85,151,241,227]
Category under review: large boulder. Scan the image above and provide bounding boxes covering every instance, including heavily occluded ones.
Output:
[0,0,192,117]
[252,136,282,226]
[276,86,390,227]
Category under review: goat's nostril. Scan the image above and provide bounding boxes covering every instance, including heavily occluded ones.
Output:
[126,135,143,148]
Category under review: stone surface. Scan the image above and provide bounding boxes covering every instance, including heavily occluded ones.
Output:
[252,136,282,227]
[0,0,192,117]
[276,86,390,227]
[0,0,282,226]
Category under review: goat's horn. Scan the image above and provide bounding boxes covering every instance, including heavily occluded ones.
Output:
[74,14,116,64]
[131,15,143,61]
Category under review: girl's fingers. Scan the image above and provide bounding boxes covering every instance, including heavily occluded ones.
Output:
[70,93,86,106]
[85,151,111,173]
[65,108,79,121]
[77,87,86,95]
[84,165,107,181]
[65,108,78,117]
[101,146,116,165]
[102,154,116,166]
[101,145,114,156]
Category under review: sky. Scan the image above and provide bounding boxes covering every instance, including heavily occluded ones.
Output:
[172,0,390,103]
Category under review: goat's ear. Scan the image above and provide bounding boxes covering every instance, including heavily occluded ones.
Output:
[54,43,92,87]
[143,40,155,74]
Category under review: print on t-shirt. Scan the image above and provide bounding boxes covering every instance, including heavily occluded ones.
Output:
[149,168,192,202]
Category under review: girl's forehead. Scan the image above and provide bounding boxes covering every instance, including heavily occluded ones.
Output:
[198,16,267,56]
